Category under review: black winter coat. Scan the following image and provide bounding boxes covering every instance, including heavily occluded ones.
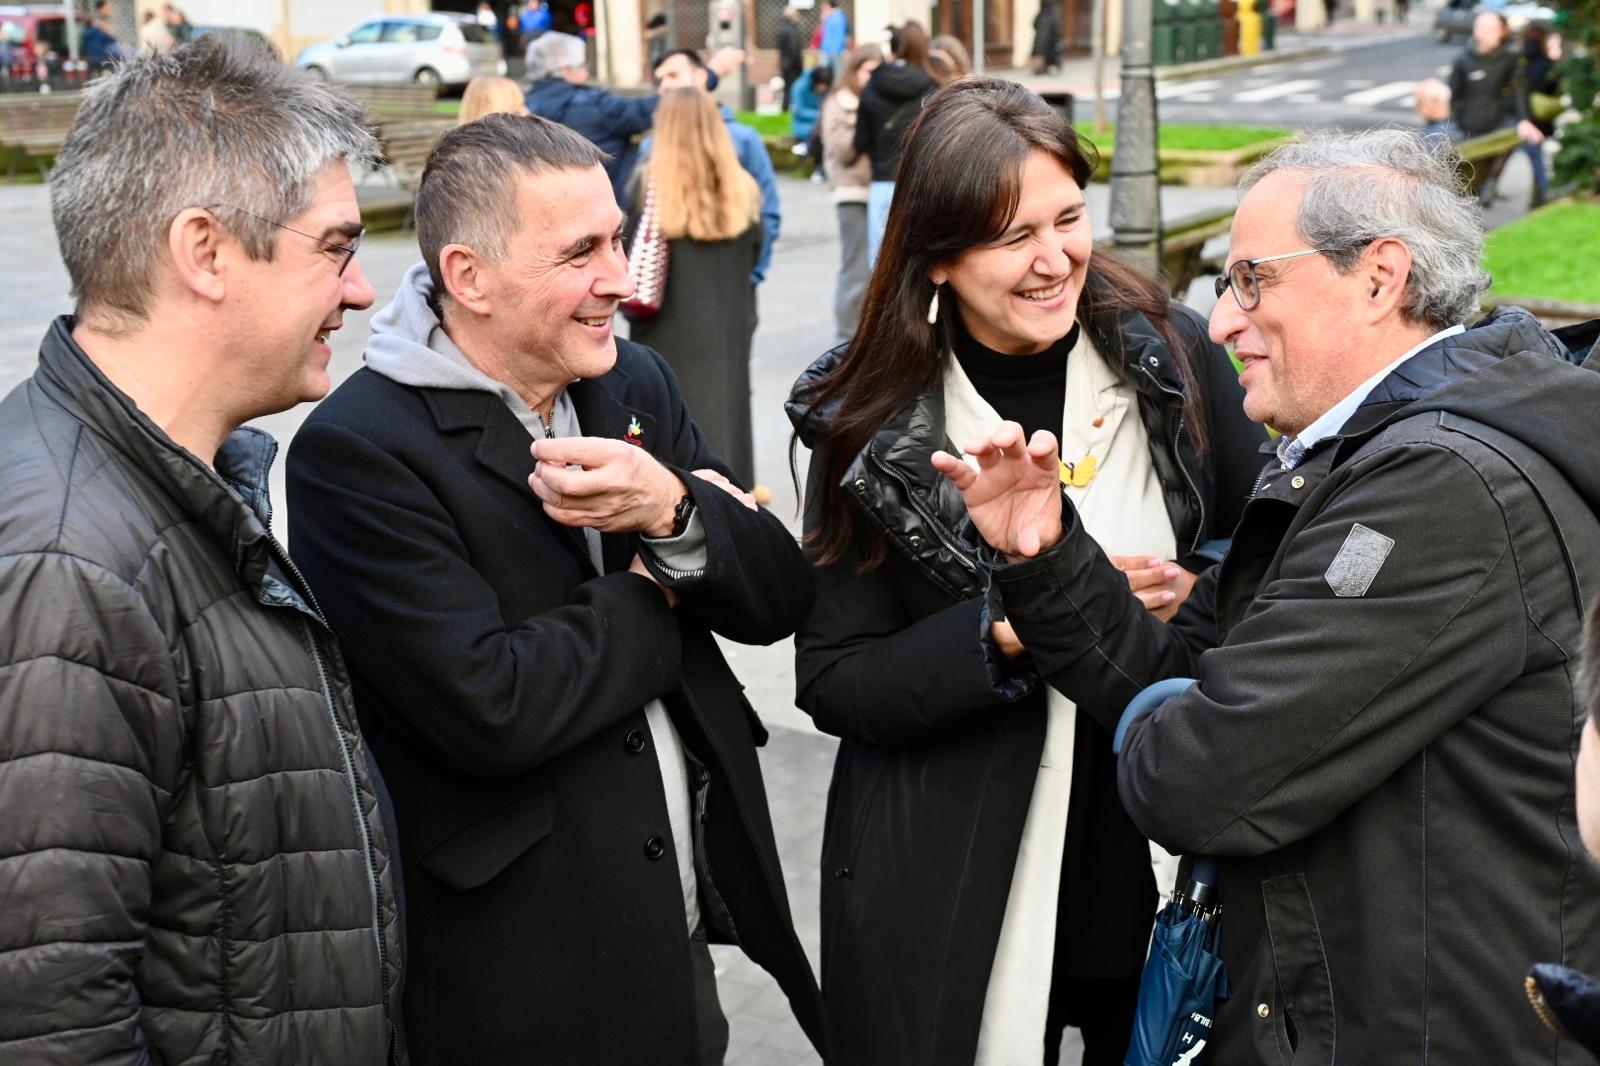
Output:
[1448,43,1526,136]
[854,61,936,182]
[286,338,827,1065]
[0,319,405,1065]
[785,305,1266,1065]
[992,310,1600,1065]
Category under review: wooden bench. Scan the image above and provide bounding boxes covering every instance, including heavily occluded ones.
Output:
[350,83,442,122]
[1454,128,1523,204]
[0,92,82,181]
[1158,204,1237,294]
[370,117,455,227]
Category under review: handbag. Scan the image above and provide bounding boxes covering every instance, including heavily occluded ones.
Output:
[1530,91,1563,124]
[621,177,670,321]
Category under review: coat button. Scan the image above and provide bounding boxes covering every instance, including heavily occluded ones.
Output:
[1147,355,1160,367]
[908,534,922,549]
[1290,475,1306,489]
[833,866,852,879]
[1257,1003,1271,1018]
[623,728,646,754]
[853,478,867,492]
[644,836,666,860]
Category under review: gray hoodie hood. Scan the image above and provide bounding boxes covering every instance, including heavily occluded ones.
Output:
[365,262,578,441]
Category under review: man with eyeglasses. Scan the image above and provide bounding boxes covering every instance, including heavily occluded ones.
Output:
[930,128,1600,1064]
[0,39,407,1065]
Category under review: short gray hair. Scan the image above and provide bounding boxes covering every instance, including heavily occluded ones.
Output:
[415,112,606,302]
[1240,128,1486,329]
[527,33,588,80]
[50,36,378,323]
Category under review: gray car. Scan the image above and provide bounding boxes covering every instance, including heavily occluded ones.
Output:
[296,13,505,89]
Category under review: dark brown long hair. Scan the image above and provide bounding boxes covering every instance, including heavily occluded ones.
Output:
[792,77,1206,568]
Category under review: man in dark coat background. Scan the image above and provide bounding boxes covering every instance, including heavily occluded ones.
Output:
[777,6,805,111]
[286,114,826,1066]
[524,31,744,208]
[934,129,1600,1065]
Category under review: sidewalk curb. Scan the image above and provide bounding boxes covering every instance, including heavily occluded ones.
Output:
[1156,43,1337,82]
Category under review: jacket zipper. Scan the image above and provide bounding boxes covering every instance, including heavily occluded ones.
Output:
[266,538,392,1036]
[867,450,978,576]
[1138,365,1206,554]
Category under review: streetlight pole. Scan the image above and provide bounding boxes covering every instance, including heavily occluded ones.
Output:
[973,0,985,73]
[1108,0,1162,277]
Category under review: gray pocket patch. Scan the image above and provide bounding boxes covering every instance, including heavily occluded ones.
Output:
[1325,523,1394,598]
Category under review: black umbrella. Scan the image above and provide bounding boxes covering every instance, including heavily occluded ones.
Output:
[1113,679,1230,1066]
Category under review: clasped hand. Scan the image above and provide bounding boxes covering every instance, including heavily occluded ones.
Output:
[529,437,684,537]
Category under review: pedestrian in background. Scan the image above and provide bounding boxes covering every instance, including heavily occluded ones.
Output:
[787,78,1266,1066]
[937,128,1600,1066]
[162,3,192,44]
[791,64,832,177]
[778,5,804,111]
[460,74,528,123]
[929,33,972,84]
[524,32,742,209]
[629,89,764,488]
[1414,76,1458,141]
[857,20,935,266]
[0,38,404,1064]
[138,10,174,53]
[1449,11,1541,203]
[1520,26,1562,205]
[820,43,879,340]
[820,0,849,74]
[653,48,782,289]
[1032,2,1062,73]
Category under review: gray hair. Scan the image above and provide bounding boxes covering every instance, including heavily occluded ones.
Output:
[1239,128,1486,329]
[415,112,606,303]
[527,32,589,80]
[50,36,378,323]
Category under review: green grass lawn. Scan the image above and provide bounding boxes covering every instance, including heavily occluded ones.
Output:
[734,111,799,138]
[1076,122,1290,152]
[1484,200,1600,304]
[435,99,461,116]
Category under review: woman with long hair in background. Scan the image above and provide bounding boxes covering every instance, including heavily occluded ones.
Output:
[627,88,763,488]
[787,78,1266,1064]
[855,20,936,266]
[458,75,529,123]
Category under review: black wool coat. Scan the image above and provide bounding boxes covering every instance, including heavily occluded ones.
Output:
[286,338,826,1065]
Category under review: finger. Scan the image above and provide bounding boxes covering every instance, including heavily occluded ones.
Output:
[931,450,976,489]
[1134,588,1179,612]
[527,472,563,507]
[1107,555,1165,573]
[1121,566,1173,593]
[532,461,614,499]
[1026,428,1061,459]
[691,468,733,488]
[529,436,625,468]
[1017,525,1041,559]
[989,420,1026,454]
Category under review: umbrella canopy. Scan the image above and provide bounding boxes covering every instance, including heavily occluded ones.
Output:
[1115,680,1230,1066]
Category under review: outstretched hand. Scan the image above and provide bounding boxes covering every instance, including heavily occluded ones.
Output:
[930,421,1064,563]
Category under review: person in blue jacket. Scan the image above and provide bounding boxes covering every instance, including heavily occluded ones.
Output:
[524,33,742,210]
[645,49,782,287]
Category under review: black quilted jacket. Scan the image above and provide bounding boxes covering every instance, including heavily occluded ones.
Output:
[0,318,405,1065]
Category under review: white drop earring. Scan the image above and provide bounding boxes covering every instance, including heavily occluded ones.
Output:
[927,286,940,325]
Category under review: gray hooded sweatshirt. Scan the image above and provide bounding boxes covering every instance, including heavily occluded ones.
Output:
[365,262,702,932]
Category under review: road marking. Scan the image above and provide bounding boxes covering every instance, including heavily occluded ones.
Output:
[1286,93,1320,103]
[1157,79,1222,99]
[1232,78,1324,102]
[1342,79,1420,105]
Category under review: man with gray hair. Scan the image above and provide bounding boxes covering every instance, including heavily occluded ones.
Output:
[932,127,1600,1063]
[284,113,826,1063]
[524,31,743,207]
[0,38,405,1065]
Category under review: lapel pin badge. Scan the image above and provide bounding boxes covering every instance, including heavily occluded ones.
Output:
[625,416,645,447]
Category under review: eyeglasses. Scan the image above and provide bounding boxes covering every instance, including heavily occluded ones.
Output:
[1214,248,1327,311]
[205,204,365,277]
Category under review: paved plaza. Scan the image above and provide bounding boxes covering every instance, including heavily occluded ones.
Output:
[0,170,1248,1065]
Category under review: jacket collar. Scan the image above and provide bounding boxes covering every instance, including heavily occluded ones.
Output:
[417,360,648,576]
[34,316,281,591]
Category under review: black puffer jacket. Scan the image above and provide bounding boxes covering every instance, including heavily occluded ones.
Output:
[0,319,405,1065]
[785,304,1266,1065]
[993,310,1600,1065]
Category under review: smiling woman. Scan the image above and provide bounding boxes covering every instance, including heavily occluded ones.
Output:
[784,77,1267,1066]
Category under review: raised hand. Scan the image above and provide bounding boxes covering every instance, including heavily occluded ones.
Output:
[529,437,685,536]
[930,421,1064,563]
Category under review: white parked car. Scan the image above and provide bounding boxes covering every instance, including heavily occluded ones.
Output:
[296,13,505,89]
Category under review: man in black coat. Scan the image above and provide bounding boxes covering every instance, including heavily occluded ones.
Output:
[285,114,826,1065]
[934,129,1600,1064]
[777,6,804,111]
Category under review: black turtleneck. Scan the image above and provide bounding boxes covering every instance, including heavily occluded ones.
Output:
[950,312,1077,439]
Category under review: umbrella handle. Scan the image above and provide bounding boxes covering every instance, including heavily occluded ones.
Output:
[1112,677,1198,755]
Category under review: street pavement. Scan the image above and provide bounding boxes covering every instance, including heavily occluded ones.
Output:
[0,38,1540,1057]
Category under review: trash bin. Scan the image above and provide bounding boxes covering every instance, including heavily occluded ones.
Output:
[1039,90,1075,126]
[1153,21,1179,64]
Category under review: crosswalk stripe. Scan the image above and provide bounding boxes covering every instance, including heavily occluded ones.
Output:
[1156,79,1222,99]
[1341,80,1419,105]
[1231,78,1323,102]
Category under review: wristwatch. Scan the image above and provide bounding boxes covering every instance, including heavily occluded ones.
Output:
[669,492,696,538]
